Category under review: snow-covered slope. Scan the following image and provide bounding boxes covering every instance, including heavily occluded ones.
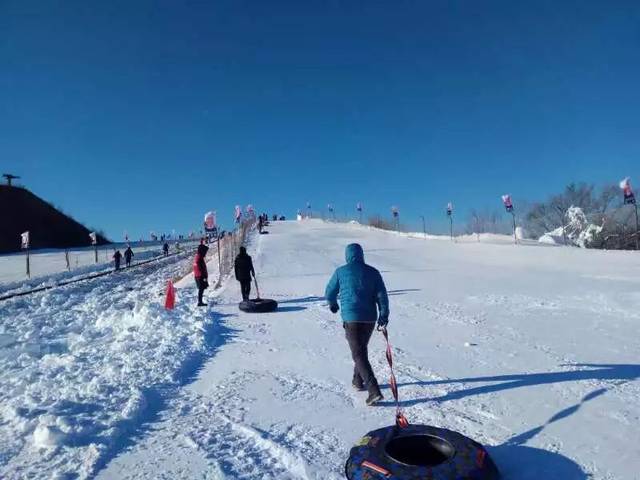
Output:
[2,220,639,479]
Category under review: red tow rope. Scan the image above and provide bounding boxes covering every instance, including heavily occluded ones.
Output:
[379,326,409,428]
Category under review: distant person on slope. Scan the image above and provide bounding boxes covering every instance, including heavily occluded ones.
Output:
[124,245,134,267]
[193,243,209,306]
[163,242,169,256]
[234,246,255,301]
[325,243,389,406]
[113,250,122,271]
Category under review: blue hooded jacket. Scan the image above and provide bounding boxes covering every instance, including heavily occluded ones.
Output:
[325,243,389,323]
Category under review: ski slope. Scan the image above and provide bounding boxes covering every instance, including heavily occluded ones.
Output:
[2,219,639,479]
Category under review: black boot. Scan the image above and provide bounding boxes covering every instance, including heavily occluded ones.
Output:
[365,380,383,406]
[352,373,366,392]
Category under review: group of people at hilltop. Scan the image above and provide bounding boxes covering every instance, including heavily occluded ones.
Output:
[192,232,388,406]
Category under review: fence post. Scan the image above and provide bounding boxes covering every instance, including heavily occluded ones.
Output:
[635,203,639,250]
[26,247,30,279]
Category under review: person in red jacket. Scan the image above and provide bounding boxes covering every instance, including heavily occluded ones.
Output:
[193,243,209,306]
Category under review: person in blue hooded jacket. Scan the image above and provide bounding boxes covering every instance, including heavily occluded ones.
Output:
[325,243,389,405]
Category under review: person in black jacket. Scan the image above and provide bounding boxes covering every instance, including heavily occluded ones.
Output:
[124,245,134,267]
[234,246,255,301]
[113,250,122,271]
[194,243,209,306]
[162,242,169,256]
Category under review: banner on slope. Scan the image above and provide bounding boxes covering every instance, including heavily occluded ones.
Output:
[204,211,217,232]
[89,232,97,245]
[502,194,514,213]
[21,231,30,249]
[620,177,636,205]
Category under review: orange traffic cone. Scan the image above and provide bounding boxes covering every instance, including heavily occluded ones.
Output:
[165,280,176,309]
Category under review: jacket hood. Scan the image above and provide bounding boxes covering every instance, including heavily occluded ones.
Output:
[345,243,364,264]
[197,244,209,256]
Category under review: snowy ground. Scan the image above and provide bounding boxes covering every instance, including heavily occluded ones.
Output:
[1,220,639,479]
[0,241,198,296]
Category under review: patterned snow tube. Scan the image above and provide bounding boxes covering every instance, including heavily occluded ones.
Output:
[238,298,278,313]
[345,424,500,479]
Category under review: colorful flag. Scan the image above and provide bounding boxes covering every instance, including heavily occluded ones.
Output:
[502,194,514,212]
[89,232,97,245]
[204,211,216,231]
[21,231,30,249]
[620,177,636,205]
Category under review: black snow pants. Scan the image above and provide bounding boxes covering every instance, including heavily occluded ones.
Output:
[344,322,377,389]
[239,279,251,300]
[196,278,207,304]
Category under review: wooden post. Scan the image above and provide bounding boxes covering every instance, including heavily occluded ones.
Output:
[94,245,98,263]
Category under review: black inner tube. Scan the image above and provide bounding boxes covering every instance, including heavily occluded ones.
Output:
[385,434,456,467]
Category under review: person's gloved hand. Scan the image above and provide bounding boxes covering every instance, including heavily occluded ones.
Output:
[330,303,339,314]
[377,315,389,328]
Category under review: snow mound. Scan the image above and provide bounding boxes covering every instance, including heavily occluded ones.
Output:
[538,206,602,248]
[0,251,216,479]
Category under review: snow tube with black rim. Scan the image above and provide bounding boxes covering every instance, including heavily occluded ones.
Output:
[345,424,500,480]
[238,298,278,313]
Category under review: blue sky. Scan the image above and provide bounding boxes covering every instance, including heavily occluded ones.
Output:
[1,0,639,239]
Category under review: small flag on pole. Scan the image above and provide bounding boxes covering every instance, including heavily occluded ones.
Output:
[204,211,217,231]
[235,205,242,223]
[89,232,97,245]
[356,202,362,212]
[620,177,636,205]
[446,202,453,216]
[502,194,514,212]
[391,206,399,217]
[21,231,30,249]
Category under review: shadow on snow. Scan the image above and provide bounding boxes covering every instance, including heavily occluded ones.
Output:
[376,364,640,478]
[91,311,240,476]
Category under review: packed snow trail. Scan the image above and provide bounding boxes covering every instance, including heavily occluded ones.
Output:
[97,220,639,480]
[0,248,217,479]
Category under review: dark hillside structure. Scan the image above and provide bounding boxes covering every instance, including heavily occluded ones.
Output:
[0,185,109,253]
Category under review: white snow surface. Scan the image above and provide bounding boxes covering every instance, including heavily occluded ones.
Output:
[1,219,639,479]
[0,242,197,296]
